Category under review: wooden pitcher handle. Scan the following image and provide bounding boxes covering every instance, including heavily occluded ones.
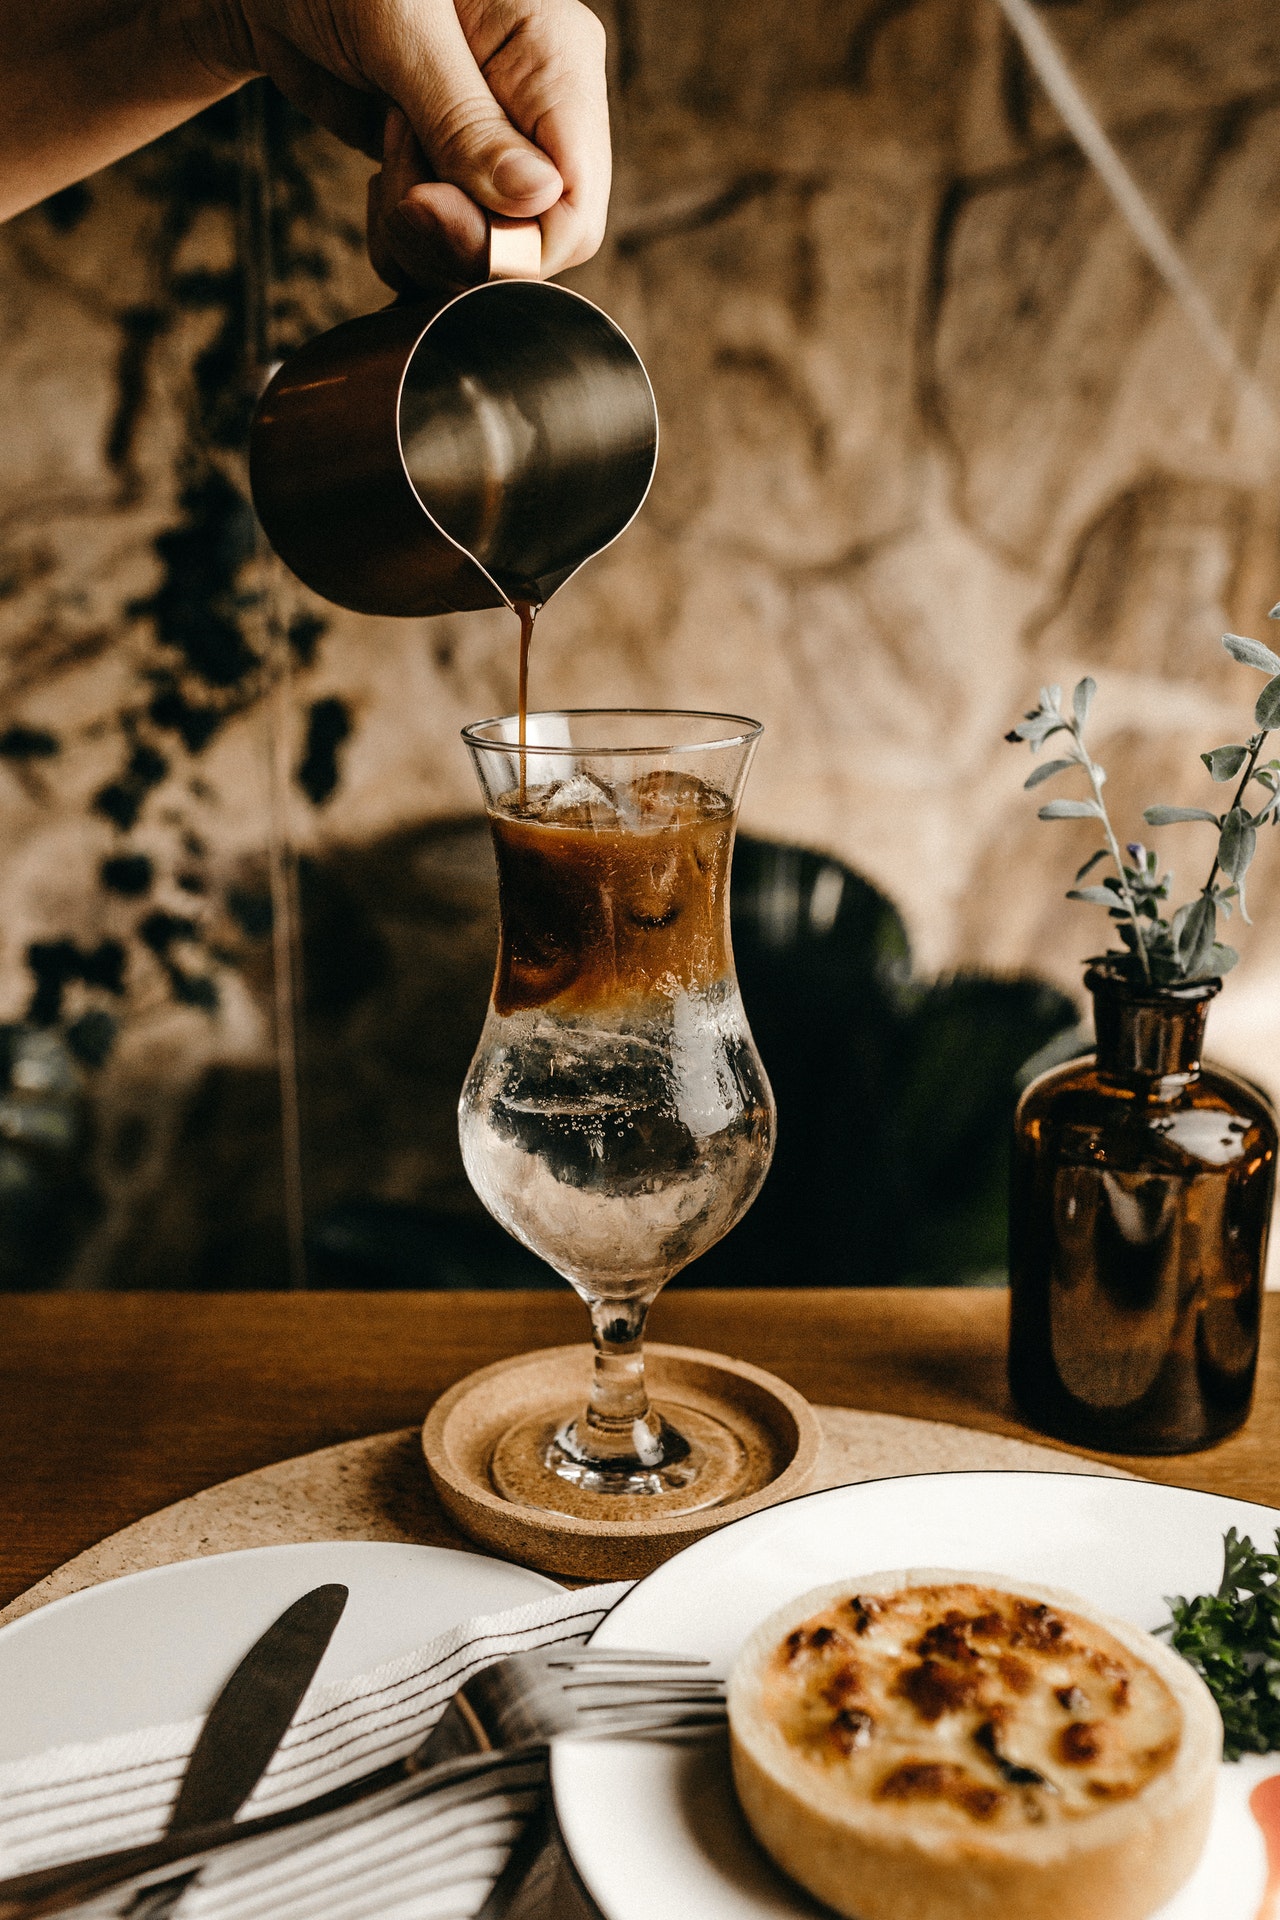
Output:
[487,216,543,281]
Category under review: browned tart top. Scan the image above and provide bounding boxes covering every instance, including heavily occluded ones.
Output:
[759,1583,1182,1833]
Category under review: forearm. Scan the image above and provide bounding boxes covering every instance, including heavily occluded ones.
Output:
[0,1,252,221]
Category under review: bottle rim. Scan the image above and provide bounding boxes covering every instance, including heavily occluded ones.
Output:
[1083,956,1221,1006]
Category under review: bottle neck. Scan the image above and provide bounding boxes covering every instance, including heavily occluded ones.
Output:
[1087,969,1217,1084]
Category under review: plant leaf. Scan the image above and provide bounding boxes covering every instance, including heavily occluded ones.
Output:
[1072,677,1096,729]
[1023,757,1077,790]
[1202,744,1250,782]
[1218,809,1257,924]
[1224,632,1280,675]
[1011,713,1069,748]
[1143,805,1220,826]
[1219,808,1258,879]
[1075,849,1109,881]
[1183,941,1239,983]
[1175,893,1217,975]
[1037,799,1103,820]
[1256,675,1280,729]
[1067,886,1123,906]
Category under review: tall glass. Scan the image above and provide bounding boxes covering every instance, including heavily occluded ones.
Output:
[459,710,776,1515]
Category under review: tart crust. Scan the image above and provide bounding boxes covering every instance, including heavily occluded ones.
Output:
[727,1568,1221,1920]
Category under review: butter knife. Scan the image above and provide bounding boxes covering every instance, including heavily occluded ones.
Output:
[118,1582,350,1920]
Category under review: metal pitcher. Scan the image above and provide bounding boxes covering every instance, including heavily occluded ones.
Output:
[248,219,658,618]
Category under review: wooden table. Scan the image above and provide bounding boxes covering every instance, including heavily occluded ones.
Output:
[4,1288,1279,1611]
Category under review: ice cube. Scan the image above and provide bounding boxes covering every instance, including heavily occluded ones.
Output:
[623,846,683,928]
[620,769,729,827]
[526,771,621,828]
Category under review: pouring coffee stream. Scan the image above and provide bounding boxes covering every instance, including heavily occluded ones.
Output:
[515,598,537,803]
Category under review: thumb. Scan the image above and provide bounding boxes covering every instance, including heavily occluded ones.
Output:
[378,8,562,215]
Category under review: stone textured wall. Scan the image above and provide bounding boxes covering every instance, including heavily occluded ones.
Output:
[2,0,1280,1284]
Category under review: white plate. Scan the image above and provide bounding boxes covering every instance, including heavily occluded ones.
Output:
[0,1540,562,1765]
[553,1471,1280,1920]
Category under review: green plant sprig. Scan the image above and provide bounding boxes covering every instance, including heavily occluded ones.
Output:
[1007,608,1280,987]
[1159,1528,1280,1760]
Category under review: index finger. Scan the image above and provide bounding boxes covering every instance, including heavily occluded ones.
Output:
[530,89,611,277]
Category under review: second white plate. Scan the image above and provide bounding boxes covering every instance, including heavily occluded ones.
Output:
[554,1471,1280,1920]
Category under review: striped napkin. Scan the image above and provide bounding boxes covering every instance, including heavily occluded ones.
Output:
[0,1579,632,1920]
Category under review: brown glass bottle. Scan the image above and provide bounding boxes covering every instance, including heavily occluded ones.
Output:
[1009,962,1277,1453]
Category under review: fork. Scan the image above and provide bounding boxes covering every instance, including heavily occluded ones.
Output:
[0,1646,727,1919]
[423,1644,726,1766]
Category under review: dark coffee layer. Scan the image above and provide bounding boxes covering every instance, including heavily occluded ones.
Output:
[490,770,734,1015]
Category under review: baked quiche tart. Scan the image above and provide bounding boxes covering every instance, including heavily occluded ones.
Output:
[728,1569,1220,1920]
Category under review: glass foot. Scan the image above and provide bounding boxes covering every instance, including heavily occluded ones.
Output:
[490,1400,749,1518]
[545,1408,695,1496]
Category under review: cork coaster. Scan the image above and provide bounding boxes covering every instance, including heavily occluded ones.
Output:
[422,1343,823,1579]
[0,1408,1129,1627]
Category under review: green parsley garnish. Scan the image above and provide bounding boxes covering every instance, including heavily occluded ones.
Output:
[1159,1527,1280,1761]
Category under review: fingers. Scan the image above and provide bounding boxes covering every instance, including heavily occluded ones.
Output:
[365,0,598,293]
[366,0,564,218]
[472,0,611,278]
[522,88,610,278]
[369,105,491,293]
[393,181,492,284]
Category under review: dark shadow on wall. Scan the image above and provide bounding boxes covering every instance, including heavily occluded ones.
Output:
[693,838,1077,1287]
[0,816,1076,1292]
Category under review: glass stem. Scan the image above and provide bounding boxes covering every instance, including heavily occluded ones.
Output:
[583,1294,663,1462]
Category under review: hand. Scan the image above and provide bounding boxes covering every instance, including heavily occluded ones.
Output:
[200,0,611,291]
